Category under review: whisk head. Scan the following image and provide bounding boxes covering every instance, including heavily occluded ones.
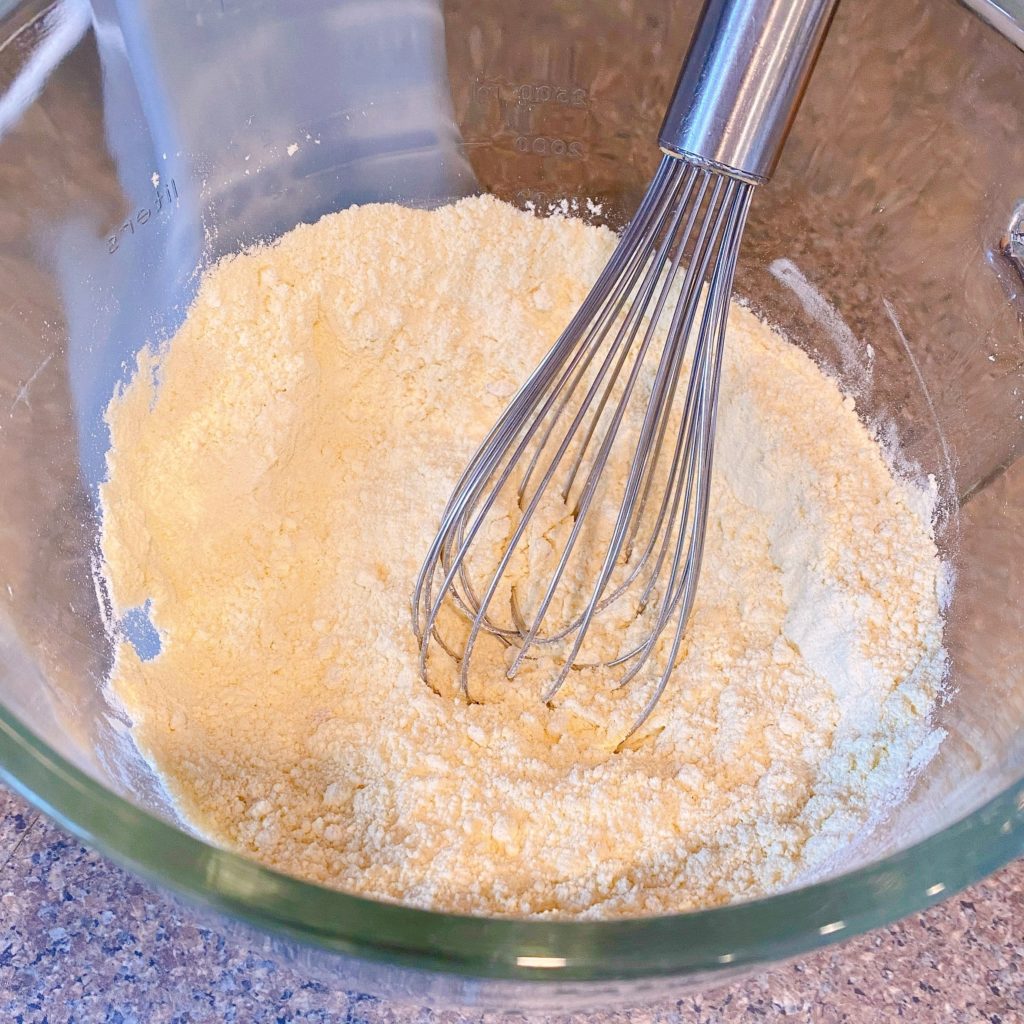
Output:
[413,155,754,742]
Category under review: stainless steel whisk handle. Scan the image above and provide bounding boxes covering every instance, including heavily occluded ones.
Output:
[659,0,839,184]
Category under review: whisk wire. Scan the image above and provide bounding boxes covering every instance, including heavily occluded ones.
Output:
[448,164,698,648]
[515,163,697,509]
[418,159,693,669]
[502,170,711,683]
[617,176,741,623]
[535,173,744,704]
[414,154,754,733]
[613,185,752,741]
[413,158,682,657]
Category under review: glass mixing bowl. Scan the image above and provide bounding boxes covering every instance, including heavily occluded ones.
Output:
[1,0,1023,1011]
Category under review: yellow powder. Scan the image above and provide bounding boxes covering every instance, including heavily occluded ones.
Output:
[99,196,946,918]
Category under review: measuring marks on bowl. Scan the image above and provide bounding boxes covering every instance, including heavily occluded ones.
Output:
[471,77,590,161]
[463,73,597,211]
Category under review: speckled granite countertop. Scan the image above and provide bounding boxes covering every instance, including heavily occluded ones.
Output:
[2,784,1022,1023]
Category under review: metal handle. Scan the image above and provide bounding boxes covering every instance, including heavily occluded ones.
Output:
[659,0,839,183]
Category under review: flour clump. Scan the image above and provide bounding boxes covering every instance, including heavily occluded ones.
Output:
[99,196,947,918]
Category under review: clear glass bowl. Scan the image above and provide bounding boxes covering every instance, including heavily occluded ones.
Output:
[1,0,1023,1011]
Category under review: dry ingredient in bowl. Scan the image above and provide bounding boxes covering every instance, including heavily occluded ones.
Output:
[99,196,947,918]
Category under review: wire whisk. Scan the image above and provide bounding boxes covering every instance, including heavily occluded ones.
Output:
[414,0,838,742]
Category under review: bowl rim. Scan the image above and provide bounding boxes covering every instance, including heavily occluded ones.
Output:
[2,705,1023,983]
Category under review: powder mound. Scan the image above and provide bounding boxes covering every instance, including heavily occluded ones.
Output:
[100,196,947,918]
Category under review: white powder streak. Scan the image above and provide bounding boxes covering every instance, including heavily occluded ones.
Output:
[769,258,871,389]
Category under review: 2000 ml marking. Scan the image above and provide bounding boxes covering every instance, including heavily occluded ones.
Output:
[108,179,179,255]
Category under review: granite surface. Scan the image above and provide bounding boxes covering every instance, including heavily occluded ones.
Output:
[1,784,1022,1023]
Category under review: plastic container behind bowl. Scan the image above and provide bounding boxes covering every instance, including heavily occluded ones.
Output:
[0,0,1023,1009]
